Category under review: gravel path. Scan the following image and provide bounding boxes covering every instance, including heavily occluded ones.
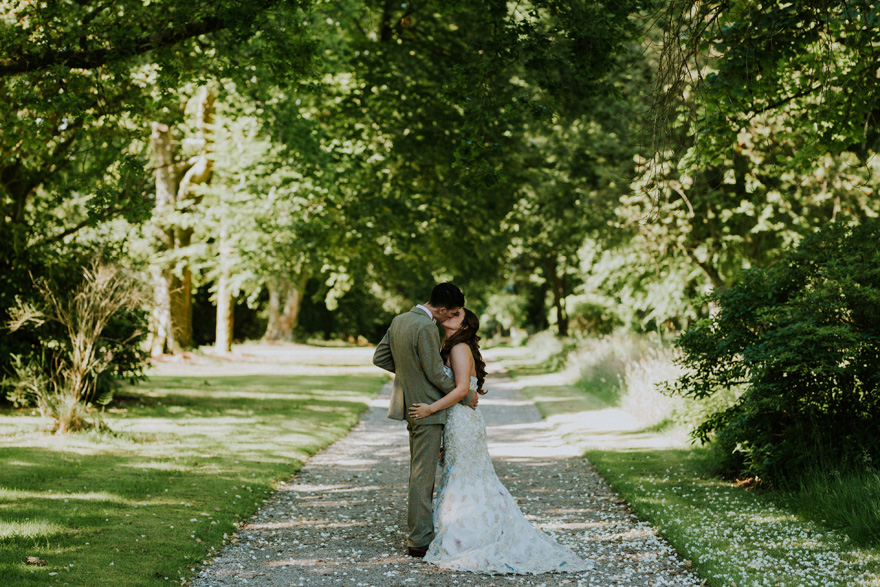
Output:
[192,368,703,587]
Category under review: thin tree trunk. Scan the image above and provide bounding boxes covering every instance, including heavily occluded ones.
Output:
[169,269,194,349]
[265,279,283,341]
[553,292,569,337]
[215,271,234,353]
[149,264,175,356]
[214,216,234,353]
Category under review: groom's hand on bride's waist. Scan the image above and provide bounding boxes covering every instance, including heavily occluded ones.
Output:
[469,394,479,409]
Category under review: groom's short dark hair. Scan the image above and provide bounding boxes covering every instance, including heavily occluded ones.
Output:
[429,282,465,309]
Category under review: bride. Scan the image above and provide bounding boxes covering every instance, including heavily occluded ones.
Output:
[408,308,591,574]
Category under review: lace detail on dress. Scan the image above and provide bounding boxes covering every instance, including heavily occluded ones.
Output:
[425,367,591,575]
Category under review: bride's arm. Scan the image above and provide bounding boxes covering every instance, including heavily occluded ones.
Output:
[408,344,473,420]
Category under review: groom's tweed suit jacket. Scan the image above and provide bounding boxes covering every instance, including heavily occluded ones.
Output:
[373,307,473,425]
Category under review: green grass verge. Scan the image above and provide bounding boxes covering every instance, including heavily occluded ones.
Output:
[514,377,880,586]
[0,370,386,587]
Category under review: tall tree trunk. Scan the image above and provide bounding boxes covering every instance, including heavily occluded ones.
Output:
[545,259,569,337]
[148,121,183,356]
[553,291,569,337]
[215,271,234,353]
[214,216,234,353]
[264,274,309,341]
[169,269,194,349]
[147,86,215,355]
[149,264,175,356]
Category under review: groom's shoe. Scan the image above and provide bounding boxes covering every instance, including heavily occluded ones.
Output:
[407,545,429,558]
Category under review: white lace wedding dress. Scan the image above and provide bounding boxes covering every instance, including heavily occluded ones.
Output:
[424,367,591,574]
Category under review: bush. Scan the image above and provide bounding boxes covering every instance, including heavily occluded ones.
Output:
[620,348,681,425]
[1,246,147,404]
[3,263,147,433]
[670,220,880,483]
[568,298,622,335]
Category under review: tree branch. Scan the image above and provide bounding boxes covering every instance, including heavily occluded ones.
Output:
[28,196,144,251]
[0,1,281,78]
[743,83,824,121]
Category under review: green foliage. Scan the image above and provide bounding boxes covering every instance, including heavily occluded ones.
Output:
[282,0,651,309]
[657,0,880,169]
[0,0,319,394]
[670,220,880,482]
[479,290,532,338]
[297,277,397,343]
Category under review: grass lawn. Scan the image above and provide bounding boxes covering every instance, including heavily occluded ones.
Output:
[0,345,386,587]
[490,345,880,587]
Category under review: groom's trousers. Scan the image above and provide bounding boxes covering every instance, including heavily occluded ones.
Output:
[406,421,443,548]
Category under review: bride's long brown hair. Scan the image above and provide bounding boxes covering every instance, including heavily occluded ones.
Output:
[440,308,488,395]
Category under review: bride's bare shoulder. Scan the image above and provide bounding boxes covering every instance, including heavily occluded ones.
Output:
[449,343,473,361]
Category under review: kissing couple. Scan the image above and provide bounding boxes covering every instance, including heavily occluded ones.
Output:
[373,282,591,575]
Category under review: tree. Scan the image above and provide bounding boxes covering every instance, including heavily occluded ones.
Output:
[654,0,880,169]
[588,3,880,331]
[279,0,651,320]
[0,0,318,366]
[0,0,316,267]
[506,121,620,336]
[148,86,216,355]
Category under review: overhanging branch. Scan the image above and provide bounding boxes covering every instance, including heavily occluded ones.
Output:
[0,0,282,78]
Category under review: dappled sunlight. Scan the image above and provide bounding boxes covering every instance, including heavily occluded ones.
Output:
[248,519,370,531]
[747,513,799,524]
[0,519,68,541]
[0,347,388,587]
[541,520,607,531]
[594,527,658,542]
[289,483,354,494]
[147,344,377,377]
[191,365,708,586]
[3,460,40,467]
[116,417,260,434]
[478,397,533,407]
[543,407,690,452]
[331,457,381,467]
[0,488,130,504]
[118,461,190,472]
[264,557,327,568]
[131,388,372,403]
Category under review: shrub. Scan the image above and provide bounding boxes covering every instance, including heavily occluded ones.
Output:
[3,263,147,433]
[568,297,622,335]
[669,220,880,483]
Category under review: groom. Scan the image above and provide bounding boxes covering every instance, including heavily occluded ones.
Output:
[372,282,477,557]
